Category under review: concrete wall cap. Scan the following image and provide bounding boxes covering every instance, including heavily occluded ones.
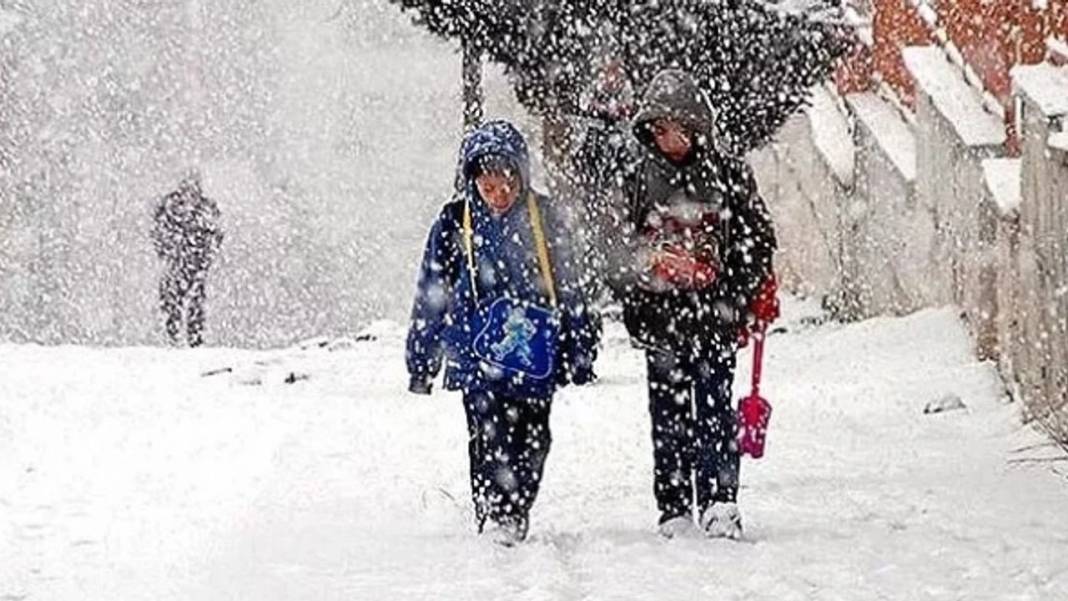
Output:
[807,86,856,187]
[846,92,917,182]
[1012,63,1068,118]
[981,158,1022,217]
[1049,131,1068,156]
[902,46,1007,149]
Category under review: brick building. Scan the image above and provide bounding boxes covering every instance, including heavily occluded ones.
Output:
[837,0,1068,151]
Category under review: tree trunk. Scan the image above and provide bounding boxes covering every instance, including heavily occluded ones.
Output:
[462,37,483,132]
[541,112,576,201]
[186,0,205,163]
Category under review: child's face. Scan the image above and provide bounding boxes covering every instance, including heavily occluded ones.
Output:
[651,119,693,162]
[476,170,521,214]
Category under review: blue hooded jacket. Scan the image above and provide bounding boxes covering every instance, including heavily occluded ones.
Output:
[406,120,599,397]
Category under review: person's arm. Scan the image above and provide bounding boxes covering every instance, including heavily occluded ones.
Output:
[720,162,777,328]
[204,196,224,253]
[405,205,460,395]
[150,195,174,259]
[602,159,644,299]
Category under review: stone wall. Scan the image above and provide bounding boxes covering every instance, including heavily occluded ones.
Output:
[756,53,1068,440]
[1011,64,1068,439]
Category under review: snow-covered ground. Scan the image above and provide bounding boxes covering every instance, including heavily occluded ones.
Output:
[3,301,1067,600]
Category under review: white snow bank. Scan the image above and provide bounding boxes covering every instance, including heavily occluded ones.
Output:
[982,158,1022,216]
[3,302,1067,600]
[1012,63,1068,117]
[847,92,917,182]
[807,86,856,187]
[903,46,1007,148]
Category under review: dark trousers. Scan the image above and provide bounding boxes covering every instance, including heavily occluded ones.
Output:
[160,264,208,347]
[646,348,739,521]
[463,391,553,532]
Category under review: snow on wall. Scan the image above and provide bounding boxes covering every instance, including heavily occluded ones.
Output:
[847,92,916,182]
[981,158,1022,217]
[1013,70,1068,434]
[807,85,855,187]
[758,40,1067,441]
[844,91,923,317]
[1051,131,1068,153]
[1012,63,1068,118]
[902,47,1006,149]
[751,113,844,302]
[1049,36,1068,63]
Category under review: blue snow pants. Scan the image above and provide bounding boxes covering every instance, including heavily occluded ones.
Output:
[463,391,553,533]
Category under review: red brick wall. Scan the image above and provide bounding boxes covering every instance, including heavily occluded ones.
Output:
[837,1,1068,143]
[940,0,1048,101]
[870,0,932,107]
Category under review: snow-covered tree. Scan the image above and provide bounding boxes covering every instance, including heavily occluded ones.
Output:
[388,0,854,153]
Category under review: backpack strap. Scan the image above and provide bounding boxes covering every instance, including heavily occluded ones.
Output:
[461,192,558,309]
[526,193,558,309]
[462,198,479,303]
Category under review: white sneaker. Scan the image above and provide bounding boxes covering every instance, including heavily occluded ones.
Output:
[657,515,696,539]
[699,503,743,540]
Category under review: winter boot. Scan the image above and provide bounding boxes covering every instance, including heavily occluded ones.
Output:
[699,503,743,540]
[657,514,695,539]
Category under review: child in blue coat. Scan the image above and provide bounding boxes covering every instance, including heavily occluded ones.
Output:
[406,120,599,545]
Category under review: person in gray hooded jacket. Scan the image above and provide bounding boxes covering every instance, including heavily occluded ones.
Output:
[611,69,779,540]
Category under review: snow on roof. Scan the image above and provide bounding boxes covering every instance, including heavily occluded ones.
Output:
[981,158,1021,217]
[1012,63,1068,117]
[806,85,855,187]
[846,92,917,182]
[902,46,1007,149]
[0,9,22,34]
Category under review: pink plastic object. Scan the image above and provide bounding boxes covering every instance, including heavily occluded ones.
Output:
[738,324,772,459]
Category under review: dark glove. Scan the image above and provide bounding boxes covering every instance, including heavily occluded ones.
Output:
[408,376,433,396]
[736,325,751,349]
[570,366,597,386]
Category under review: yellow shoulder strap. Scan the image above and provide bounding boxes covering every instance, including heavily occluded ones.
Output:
[526,193,558,308]
[461,193,558,309]
[462,199,478,301]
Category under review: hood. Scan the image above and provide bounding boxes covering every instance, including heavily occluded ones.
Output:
[633,69,719,153]
[178,167,202,194]
[459,120,531,196]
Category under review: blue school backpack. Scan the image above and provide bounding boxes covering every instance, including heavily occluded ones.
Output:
[463,193,561,398]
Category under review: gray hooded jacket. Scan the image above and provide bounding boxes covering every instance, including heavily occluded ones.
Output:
[618,69,777,355]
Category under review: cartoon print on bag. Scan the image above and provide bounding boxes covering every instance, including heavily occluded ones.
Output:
[490,307,537,367]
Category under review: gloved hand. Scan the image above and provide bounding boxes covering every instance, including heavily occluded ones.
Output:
[570,366,598,386]
[738,275,780,348]
[750,275,781,325]
[736,325,751,349]
[409,376,433,396]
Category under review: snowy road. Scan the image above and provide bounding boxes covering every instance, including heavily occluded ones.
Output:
[3,302,1067,600]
